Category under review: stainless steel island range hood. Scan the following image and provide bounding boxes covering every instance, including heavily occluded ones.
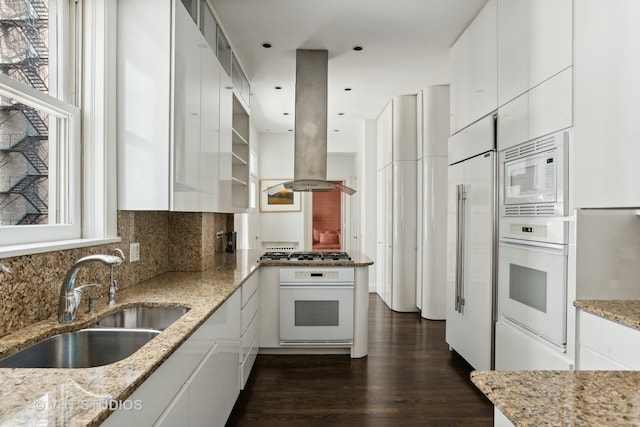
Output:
[266,50,356,196]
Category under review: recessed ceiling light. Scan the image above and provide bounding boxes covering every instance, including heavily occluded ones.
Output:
[262,42,272,48]
[353,46,363,51]
[344,88,352,92]
[275,86,282,90]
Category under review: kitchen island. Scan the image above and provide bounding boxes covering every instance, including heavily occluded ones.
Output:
[257,251,373,358]
[472,299,640,426]
[472,370,640,426]
[0,249,372,426]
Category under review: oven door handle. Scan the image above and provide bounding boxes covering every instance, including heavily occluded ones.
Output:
[279,285,354,290]
[499,239,567,256]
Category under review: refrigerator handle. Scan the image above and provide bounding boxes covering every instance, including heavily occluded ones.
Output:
[455,184,465,313]
[459,184,466,312]
[454,184,460,313]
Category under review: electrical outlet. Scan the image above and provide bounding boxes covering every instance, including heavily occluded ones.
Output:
[130,242,140,262]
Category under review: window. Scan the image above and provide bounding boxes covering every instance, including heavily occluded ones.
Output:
[0,0,118,252]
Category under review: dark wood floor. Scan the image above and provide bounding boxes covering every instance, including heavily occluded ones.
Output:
[227,294,493,426]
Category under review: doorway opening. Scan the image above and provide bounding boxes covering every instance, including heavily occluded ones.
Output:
[311,182,342,251]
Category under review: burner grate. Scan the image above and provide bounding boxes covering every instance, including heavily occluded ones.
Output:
[260,251,352,261]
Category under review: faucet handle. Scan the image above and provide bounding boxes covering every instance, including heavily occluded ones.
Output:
[74,283,102,295]
[112,248,126,261]
[73,283,102,308]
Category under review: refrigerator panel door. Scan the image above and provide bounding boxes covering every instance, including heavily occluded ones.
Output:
[446,152,495,371]
[463,151,495,370]
[446,162,464,350]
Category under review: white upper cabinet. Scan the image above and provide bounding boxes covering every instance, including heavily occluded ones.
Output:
[573,0,640,208]
[497,0,528,105]
[450,30,470,135]
[496,0,572,150]
[528,0,572,89]
[497,0,572,106]
[173,3,203,212]
[118,0,249,212]
[117,0,172,210]
[450,0,497,135]
[200,43,222,212]
[468,0,497,123]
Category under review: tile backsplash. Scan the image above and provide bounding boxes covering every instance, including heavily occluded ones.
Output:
[0,210,233,337]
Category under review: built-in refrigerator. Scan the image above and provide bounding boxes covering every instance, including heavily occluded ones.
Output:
[445,115,496,371]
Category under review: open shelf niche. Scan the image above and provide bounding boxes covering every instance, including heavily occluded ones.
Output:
[231,94,250,208]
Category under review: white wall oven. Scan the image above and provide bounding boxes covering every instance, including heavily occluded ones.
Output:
[498,234,567,348]
[279,267,354,345]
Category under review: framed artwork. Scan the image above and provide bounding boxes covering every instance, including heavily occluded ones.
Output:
[260,179,301,212]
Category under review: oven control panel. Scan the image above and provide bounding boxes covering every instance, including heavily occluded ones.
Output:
[509,224,547,238]
[280,267,355,284]
[294,271,340,280]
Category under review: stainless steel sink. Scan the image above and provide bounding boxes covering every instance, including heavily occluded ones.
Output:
[92,306,190,331]
[0,328,160,368]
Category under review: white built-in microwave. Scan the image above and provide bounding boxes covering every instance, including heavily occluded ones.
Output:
[500,130,569,217]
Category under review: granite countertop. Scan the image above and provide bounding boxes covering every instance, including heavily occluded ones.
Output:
[574,300,640,330]
[0,250,263,427]
[471,370,640,426]
[0,249,373,426]
[472,299,640,426]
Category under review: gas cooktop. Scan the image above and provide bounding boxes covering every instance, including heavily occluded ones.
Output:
[259,251,352,262]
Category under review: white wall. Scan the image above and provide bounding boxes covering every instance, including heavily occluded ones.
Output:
[258,133,304,248]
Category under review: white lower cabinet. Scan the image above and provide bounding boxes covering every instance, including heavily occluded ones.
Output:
[154,384,189,426]
[494,407,515,427]
[102,290,241,426]
[577,310,640,370]
[188,340,241,426]
[240,272,260,389]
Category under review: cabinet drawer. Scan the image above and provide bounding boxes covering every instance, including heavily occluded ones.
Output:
[241,289,259,333]
[192,289,241,341]
[240,331,259,390]
[242,273,259,307]
[241,313,259,363]
[579,310,640,370]
[130,340,210,425]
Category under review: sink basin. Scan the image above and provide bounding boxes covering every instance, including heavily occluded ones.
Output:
[0,328,160,368]
[92,306,190,331]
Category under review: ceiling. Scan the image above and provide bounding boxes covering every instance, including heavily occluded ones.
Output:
[209,0,487,144]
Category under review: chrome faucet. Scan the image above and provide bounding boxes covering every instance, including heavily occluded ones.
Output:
[109,249,126,306]
[58,253,124,323]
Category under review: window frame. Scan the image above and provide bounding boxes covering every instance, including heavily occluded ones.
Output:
[0,0,119,257]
